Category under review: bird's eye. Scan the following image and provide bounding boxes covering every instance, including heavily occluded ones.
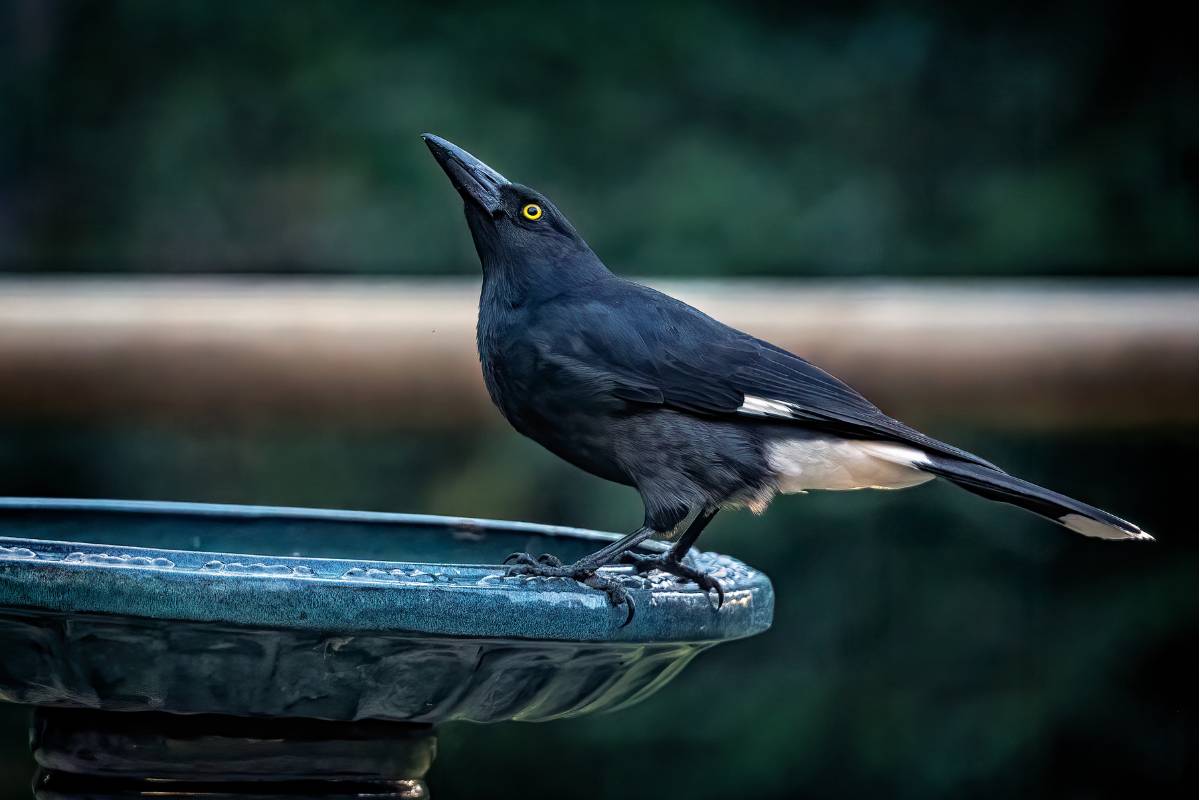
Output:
[521,203,543,221]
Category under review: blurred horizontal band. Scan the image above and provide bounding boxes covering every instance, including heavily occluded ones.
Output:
[0,277,1194,429]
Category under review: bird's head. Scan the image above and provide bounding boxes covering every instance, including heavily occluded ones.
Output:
[423,134,606,296]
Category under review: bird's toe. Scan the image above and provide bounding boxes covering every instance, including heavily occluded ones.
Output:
[502,560,636,626]
[617,551,654,573]
[695,572,725,609]
[502,551,562,568]
[620,555,724,609]
[582,573,636,626]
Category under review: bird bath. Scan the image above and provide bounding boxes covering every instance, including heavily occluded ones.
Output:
[0,498,773,797]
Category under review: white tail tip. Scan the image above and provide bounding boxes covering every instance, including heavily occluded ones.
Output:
[1060,513,1153,541]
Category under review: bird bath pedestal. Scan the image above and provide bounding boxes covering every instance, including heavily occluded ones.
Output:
[0,499,773,797]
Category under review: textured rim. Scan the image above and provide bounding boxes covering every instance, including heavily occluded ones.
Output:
[0,498,774,644]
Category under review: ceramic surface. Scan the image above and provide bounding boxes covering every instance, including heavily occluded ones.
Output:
[0,498,773,723]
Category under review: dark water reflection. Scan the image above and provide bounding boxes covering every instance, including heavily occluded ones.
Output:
[0,422,1193,798]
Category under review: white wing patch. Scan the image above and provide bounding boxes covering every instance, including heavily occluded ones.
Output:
[767,437,934,493]
[738,395,800,418]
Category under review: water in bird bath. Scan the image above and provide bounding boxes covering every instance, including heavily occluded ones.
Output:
[0,499,612,565]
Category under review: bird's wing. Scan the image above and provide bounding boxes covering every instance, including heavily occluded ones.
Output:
[538,281,996,468]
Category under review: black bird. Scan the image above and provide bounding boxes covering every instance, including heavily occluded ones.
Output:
[422,133,1150,621]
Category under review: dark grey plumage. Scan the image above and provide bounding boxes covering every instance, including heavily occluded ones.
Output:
[422,133,1150,622]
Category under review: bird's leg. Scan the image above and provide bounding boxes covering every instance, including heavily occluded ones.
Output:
[666,507,719,562]
[502,521,660,572]
[504,525,661,626]
[619,508,725,607]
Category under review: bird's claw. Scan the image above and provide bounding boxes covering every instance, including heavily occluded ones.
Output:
[503,561,636,626]
[619,552,725,609]
[581,572,635,627]
[502,551,563,567]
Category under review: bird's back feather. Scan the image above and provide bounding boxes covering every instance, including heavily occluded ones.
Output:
[542,277,996,468]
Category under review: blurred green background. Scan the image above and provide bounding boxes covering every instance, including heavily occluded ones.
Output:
[1,0,1194,278]
[0,1,1195,799]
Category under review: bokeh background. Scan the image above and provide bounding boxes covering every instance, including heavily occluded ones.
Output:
[0,1,1195,798]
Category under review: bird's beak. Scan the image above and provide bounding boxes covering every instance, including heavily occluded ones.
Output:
[422,133,509,215]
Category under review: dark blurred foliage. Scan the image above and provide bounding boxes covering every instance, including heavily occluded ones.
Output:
[0,421,1194,798]
[0,0,1194,276]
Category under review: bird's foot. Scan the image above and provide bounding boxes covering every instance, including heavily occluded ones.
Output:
[502,551,563,568]
[504,561,635,626]
[619,552,724,609]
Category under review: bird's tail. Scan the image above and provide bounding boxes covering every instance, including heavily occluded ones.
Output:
[919,454,1152,541]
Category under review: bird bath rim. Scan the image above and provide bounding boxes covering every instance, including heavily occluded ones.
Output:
[0,498,773,789]
[0,497,773,644]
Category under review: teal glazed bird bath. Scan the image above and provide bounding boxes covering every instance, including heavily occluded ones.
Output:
[0,498,773,797]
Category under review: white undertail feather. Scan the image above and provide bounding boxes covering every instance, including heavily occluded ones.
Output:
[766,437,934,493]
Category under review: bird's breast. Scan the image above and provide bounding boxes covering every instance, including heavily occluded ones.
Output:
[476,327,631,485]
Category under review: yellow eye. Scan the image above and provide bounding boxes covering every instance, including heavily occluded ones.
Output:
[521,203,543,221]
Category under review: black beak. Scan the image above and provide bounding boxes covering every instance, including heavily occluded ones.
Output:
[422,133,509,215]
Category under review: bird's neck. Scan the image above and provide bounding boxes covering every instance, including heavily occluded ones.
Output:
[480,248,611,308]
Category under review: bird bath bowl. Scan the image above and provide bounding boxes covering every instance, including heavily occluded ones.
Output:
[0,498,773,797]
